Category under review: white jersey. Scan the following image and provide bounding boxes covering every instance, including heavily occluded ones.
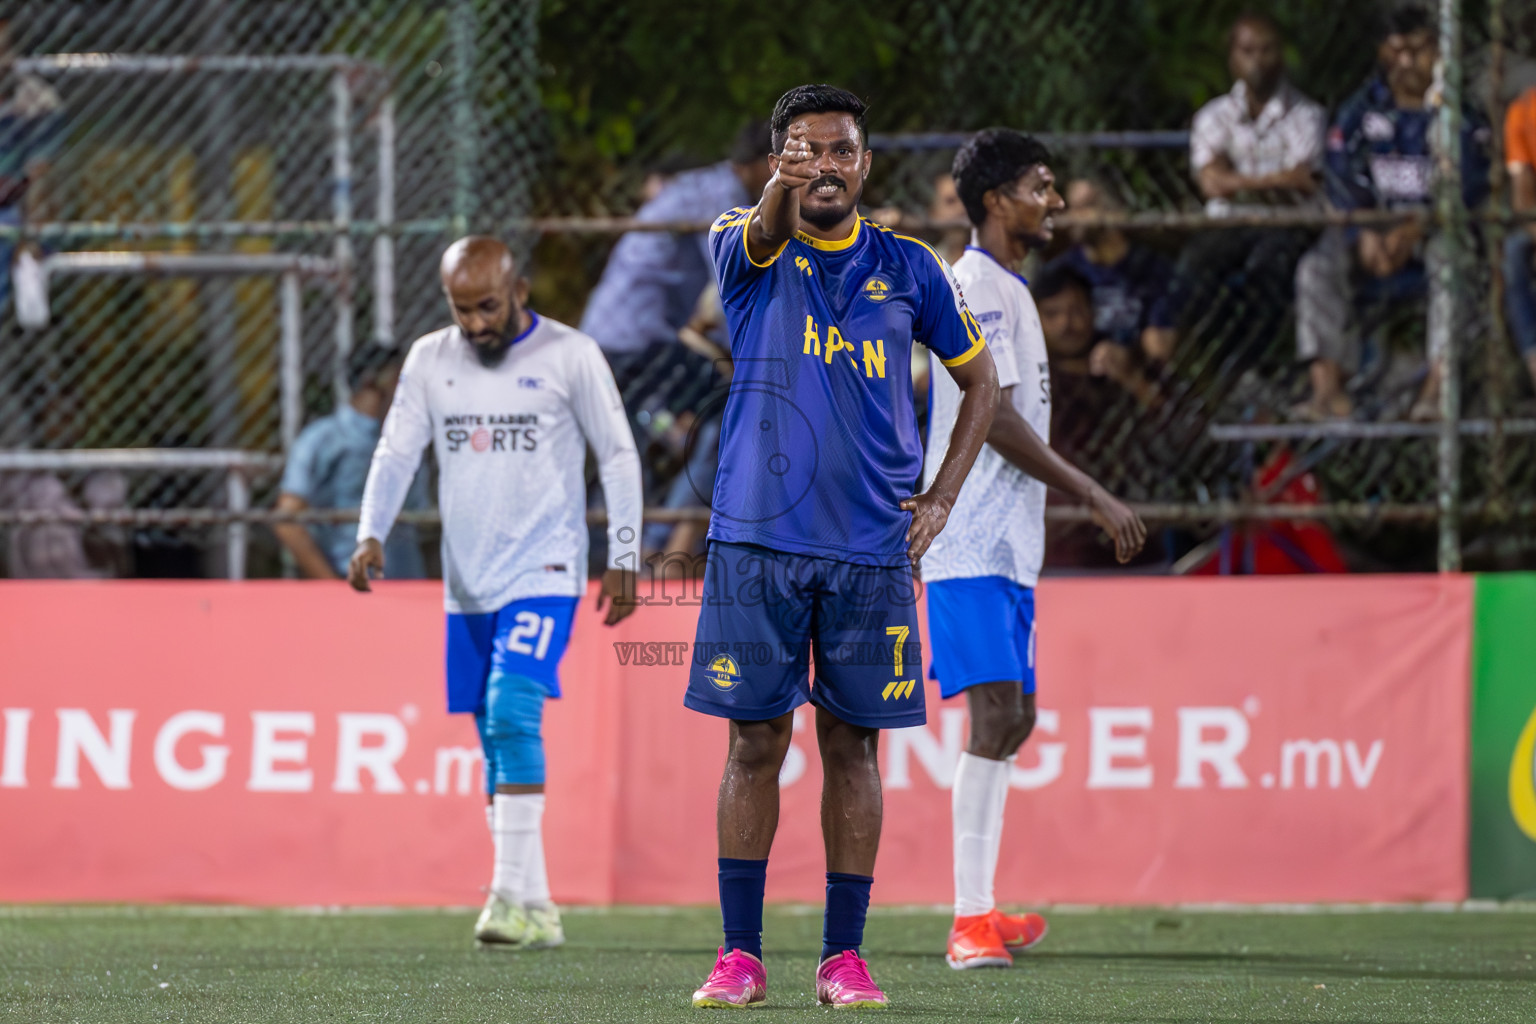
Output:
[358,314,642,614]
[922,247,1050,587]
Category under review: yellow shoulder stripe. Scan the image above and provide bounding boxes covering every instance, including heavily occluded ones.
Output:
[894,232,949,267]
[892,232,987,364]
[940,334,986,367]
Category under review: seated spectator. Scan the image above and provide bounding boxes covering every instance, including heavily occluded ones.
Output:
[868,171,968,264]
[645,285,727,563]
[1175,12,1323,356]
[1034,264,1164,569]
[925,172,970,264]
[1502,84,1536,389]
[0,388,129,579]
[640,152,702,205]
[1035,263,1159,430]
[1047,175,1179,364]
[579,122,772,383]
[1293,5,1490,420]
[0,469,127,578]
[274,345,428,580]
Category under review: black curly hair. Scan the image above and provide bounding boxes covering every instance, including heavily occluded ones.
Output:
[952,128,1055,228]
[769,84,868,154]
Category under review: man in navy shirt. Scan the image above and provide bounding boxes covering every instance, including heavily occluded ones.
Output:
[1045,175,1179,365]
[1293,5,1489,419]
[686,85,999,1010]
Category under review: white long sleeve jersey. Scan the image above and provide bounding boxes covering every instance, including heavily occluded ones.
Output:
[358,314,642,614]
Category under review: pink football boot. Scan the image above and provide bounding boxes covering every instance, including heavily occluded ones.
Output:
[815,950,889,1009]
[691,947,767,1009]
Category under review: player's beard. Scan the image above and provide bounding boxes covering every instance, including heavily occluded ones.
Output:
[467,325,516,368]
[800,176,858,231]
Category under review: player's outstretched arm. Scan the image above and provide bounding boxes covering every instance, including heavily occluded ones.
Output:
[986,392,1147,563]
[901,348,1000,562]
[747,123,816,263]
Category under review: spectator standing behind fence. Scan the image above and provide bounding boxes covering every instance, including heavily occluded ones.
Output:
[1293,6,1490,421]
[273,346,428,580]
[1175,13,1323,354]
[1500,85,1536,390]
[1045,177,1179,366]
[579,122,772,382]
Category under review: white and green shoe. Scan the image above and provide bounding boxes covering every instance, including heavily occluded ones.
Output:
[474,891,530,947]
[523,904,565,949]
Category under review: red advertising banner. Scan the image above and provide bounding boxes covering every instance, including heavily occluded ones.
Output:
[0,576,1471,905]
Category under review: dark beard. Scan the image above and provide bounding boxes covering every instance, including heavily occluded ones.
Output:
[469,331,514,368]
[800,197,856,230]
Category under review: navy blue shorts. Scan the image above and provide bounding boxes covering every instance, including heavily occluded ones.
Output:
[443,596,579,713]
[684,541,926,729]
[926,576,1036,699]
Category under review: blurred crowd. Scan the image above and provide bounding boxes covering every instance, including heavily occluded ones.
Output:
[5,5,1533,578]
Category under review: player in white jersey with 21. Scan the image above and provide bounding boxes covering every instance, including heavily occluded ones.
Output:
[924,130,1147,969]
[349,236,642,949]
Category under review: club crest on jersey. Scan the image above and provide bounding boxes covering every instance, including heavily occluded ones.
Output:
[861,276,893,302]
[705,654,742,691]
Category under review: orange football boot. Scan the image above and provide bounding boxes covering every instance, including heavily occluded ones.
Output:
[990,909,1048,951]
[945,913,1012,970]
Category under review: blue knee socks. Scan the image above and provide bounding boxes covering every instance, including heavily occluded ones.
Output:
[718,857,767,959]
[822,872,873,961]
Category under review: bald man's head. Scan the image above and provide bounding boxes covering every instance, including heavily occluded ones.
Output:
[440,235,530,367]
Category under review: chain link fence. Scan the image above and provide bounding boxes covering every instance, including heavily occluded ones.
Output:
[0,0,1532,577]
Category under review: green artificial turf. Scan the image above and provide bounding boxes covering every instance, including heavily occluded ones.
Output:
[2,905,1532,1022]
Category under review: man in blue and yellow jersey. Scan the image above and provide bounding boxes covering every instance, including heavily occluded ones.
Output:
[686,84,1000,1010]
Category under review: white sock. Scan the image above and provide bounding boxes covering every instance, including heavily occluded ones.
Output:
[522,812,552,909]
[490,793,545,903]
[952,752,1009,918]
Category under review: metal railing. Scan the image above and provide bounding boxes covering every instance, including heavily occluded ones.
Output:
[0,449,283,580]
[8,52,399,401]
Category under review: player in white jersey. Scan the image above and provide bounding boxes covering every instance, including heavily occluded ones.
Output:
[349,236,642,949]
[924,130,1147,969]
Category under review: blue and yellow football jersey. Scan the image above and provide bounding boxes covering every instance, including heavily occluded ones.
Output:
[706,207,986,563]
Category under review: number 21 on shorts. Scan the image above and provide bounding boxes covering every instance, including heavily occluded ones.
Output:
[507,611,556,660]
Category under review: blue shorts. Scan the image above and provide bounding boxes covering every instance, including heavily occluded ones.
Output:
[926,576,1036,699]
[443,596,580,713]
[684,542,926,729]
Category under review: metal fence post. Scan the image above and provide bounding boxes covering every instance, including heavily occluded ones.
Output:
[280,270,303,452]
[1432,0,1466,573]
[331,70,355,407]
[225,468,250,581]
[450,0,480,237]
[374,95,397,348]
[1486,0,1511,523]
